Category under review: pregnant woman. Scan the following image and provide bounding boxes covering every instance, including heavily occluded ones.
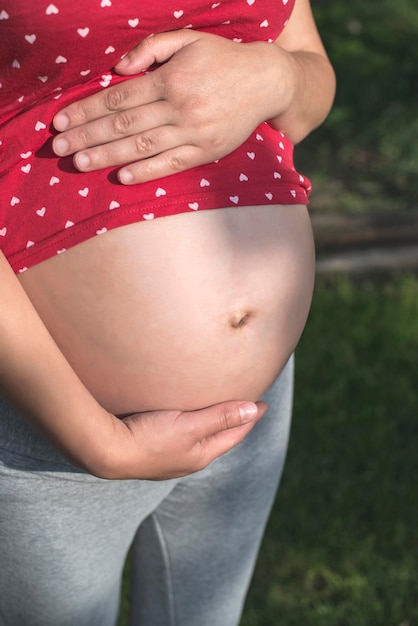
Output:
[0,0,335,624]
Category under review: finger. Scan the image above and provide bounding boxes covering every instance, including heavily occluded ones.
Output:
[52,100,169,157]
[118,144,207,184]
[53,74,163,132]
[187,401,267,441]
[73,126,184,172]
[115,29,201,75]
[194,402,269,469]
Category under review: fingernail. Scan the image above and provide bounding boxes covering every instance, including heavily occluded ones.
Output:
[119,169,134,184]
[238,402,258,422]
[53,136,70,155]
[75,152,91,170]
[54,113,70,131]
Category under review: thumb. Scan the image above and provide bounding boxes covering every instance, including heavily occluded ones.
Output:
[114,29,201,75]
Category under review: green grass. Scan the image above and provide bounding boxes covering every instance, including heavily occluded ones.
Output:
[119,274,418,625]
[241,274,418,626]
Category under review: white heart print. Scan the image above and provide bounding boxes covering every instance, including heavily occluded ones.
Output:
[100,74,112,87]
[2,0,307,269]
[45,4,59,14]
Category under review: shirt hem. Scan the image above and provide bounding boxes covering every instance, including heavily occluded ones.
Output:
[8,186,309,273]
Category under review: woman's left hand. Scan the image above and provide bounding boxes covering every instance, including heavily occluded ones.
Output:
[52,30,292,184]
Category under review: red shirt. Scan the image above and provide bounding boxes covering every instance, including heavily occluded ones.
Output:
[0,0,311,273]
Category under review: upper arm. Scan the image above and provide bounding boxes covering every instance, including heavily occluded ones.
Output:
[275,0,329,58]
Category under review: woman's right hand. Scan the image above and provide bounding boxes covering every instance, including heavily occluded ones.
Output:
[95,401,268,480]
[1,251,267,481]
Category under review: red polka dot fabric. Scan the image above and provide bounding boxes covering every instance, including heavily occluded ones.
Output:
[0,0,311,273]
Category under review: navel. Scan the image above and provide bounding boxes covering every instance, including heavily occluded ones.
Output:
[228,310,255,330]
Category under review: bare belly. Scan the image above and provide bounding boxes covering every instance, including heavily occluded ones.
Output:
[18,204,315,414]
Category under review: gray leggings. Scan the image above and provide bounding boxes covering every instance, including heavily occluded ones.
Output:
[0,357,293,626]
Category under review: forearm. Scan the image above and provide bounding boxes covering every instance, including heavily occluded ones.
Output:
[258,0,336,144]
[0,251,116,474]
[0,253,264,481]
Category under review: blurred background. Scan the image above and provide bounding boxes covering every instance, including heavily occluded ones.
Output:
[119,2,418,624]
[242,1,418,624]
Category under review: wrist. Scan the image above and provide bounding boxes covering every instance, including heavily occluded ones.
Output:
[18,384,119,475]
[267,46,336,143]
[249,40,298,126]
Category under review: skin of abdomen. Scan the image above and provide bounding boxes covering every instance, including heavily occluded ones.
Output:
[18,204,315,414]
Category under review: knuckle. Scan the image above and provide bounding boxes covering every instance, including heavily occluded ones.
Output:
[104,87,125,111]
[94,144,112,166]
[74,100,95,124]
[166,153,186,173]
[74,127,91,147]
[133,133,155,155]
[112,111,133,135]
[219,408,236,431]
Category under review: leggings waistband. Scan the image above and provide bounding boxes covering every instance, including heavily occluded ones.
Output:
[0,356,294,473]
